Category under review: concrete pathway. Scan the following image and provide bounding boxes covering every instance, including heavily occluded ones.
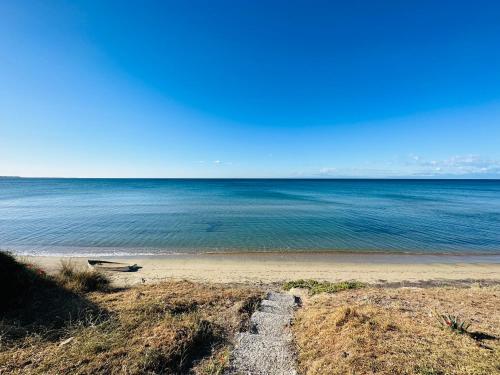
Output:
[226,291,298,375]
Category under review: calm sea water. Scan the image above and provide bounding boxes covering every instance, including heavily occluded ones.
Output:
[1,178,500,256]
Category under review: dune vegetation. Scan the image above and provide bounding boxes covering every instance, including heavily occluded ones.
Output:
[283,279,365,295]
[1,252,499,375]
[0,252,261,374]
[293,284,500,375]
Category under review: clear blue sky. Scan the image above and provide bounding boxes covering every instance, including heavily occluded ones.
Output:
[1,1,500,178]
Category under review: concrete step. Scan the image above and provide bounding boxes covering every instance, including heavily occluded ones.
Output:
[227,292,299,375]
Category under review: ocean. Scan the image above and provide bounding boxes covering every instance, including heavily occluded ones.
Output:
[1,178,499,256]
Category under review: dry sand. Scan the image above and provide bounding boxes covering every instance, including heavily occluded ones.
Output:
[27,252,500,286]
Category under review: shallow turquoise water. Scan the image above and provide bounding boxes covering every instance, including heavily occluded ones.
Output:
[0,178,499,256]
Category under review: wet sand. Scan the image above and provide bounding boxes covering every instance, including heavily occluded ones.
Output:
[27,252,500,286]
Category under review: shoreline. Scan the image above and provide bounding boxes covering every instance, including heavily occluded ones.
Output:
[26,251,500,286]
[9,246,500,259]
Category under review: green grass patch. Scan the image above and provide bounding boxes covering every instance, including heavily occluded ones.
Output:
[283,279,364,295]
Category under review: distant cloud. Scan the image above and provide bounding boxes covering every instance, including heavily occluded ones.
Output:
[212,160,232,166]
[311,167,398,178]
[410,155,500,176]
[299,154,500,178]
[318,167,337,176]
[195,159,231,167]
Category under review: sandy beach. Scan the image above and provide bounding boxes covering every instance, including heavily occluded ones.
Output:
[28,252,500,286]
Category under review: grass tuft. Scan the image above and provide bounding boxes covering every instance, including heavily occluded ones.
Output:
[56,260,110,293]
[283,279,364,295]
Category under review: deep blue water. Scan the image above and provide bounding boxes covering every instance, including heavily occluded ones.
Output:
[1,178,500,256]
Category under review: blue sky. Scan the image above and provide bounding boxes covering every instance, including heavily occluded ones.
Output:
[1,1,500,178]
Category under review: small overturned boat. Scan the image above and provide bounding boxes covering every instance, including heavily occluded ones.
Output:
[87,260,141,272]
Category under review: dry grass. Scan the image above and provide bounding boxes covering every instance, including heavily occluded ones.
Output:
[0,252,103,346]
[195,347,230,375]
[0,251,48,313]
[293,285,500,375]
[0,253,262,374]
[56,260,110,293]
[3,253,498,374]
[0,281,262,374]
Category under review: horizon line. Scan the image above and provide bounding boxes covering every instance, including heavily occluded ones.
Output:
[2,176,500,181]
